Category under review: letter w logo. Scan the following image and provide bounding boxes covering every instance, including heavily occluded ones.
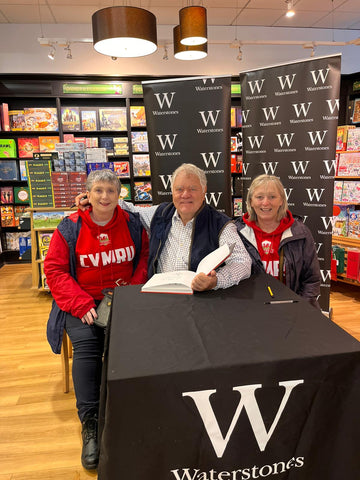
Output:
[157,134,177,150]
[276,133,294,147]
[308,131,327,145]
[310,68,330,85]
[200,152,221,168]
[248,79,265,94]
[292,102,312,118]
[277,74,296,90]
[199,110,221,127]
[306,188,325,202]
[183,380,304,457]
[154,92,176,109]
[248,136,264,149]
[159,175,172,189]
[262,106,280,121]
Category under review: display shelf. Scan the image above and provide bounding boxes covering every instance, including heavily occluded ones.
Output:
[332,236,360,286]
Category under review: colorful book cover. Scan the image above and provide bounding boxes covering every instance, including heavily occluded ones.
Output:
[346,250,360,280]
[63,133,75,143]
[86,162,114,174]
[119,182,131,200]
[337,152,360,176]
[113,137,129,155]
[1,103,10,131]
[231,154,243,173]
[39,136,60,153]
[81,110,98,131]
[231,136,238,152]
[346,128,360,151]
[99,137,114,154]
[233,197,243,217]
[19,234,31,258]
[133,154,151,176]
[32,211,65,229]
[0,186,14,204]
[0,139,17,158]
[352,98,360,124]
[18,137,40,158]
[14,187,30,204]
[24,108,58,131]
[5,232,21,250]
[130,106,146,127]
[113,161,130,177]
[99,107,127,131]
[8,110,26,131]
[230,107,236,128]
[19,160,27,180]
[332,205,354,237]
[37,231,53,260]
[134,181,152,202]
[236,107,242,127]
[1,205,15,227]
[0,160,18,180]
[61,107,81,131]
[348,211,360,239]
[131,131,148,152]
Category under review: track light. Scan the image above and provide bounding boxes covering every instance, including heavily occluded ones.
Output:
[285,0,295,18]
[64,44,72,60]
[163,45,169,61]
[236,46,242,61]
[48,45,55,60]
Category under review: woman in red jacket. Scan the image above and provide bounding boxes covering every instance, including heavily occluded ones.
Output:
[44,169,149,470]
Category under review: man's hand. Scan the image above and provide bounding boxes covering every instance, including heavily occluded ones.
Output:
[75,192,90,211]
[81,308,98,325]
[191,270,217,291]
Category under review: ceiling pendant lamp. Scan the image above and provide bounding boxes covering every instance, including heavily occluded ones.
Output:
[179,5,207,46]
[92,6,157,58]
[173,25,207,60]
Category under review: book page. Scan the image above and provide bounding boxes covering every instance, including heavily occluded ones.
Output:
[196,243,234,275]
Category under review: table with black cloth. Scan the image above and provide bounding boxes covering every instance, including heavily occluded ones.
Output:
[98,272,360,480]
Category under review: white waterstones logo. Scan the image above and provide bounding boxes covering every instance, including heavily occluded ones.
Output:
[200,152,222,168]
[242,162,250,175]
[159,174,172,190]
[276,133,295,148]
[183,380,304,458]
[248,135,264,149]
[306,188,325,202]
[315,242,323,255]
[292,102,312,118]
[326,98,339,114]
[205,192,222,208]
[154,92,176,109]
[320,269,331,282]
[242,109,250,123]
[307,130,328,146]
[284,188,294,202]
[199,110,221,127]
[261,162,279,175]
[262,106,280,121]
[291,161,310,175]
[321,216,333,230]
[323,159,337,174]
[248,79,265,94]
[202,78,216,85]
[157,134,178,150]
[277,74,296,90]
[310,68,330,85]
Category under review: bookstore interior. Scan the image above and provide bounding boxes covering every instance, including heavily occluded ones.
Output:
[0,71,359,288]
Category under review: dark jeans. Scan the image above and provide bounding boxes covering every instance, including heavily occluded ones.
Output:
[65,313,105,422]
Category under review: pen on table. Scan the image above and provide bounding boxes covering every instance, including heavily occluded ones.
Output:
[264,300,299,305]
[267,286,274,298]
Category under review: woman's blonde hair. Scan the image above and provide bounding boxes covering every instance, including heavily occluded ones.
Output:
[246,174,288,222]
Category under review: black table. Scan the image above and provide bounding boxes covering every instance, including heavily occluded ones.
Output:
[98,273,360,480]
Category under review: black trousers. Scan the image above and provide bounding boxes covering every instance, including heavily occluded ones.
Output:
[65,313,105,423]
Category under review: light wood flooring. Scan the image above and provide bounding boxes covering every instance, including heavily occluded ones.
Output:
[1,263,360,480]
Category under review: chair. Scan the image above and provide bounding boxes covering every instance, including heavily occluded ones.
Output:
[61,331,72,393]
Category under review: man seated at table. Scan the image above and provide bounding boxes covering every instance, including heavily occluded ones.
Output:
[77,163,251,291]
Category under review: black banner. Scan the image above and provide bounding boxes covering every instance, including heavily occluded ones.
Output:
[142,76,232,215]
[240,55,341,311]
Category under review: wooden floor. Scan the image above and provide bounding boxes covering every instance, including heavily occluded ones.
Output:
[0,264,360,480]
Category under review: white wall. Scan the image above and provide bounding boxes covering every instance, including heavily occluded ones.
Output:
[0,23,359,78]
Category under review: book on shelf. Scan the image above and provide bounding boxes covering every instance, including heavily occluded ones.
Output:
[0,186,14,204]
[113,137,129,155]
[233,197,243,217]
[14,186,30,204]
[119,182,131,200]
[18,137,40,158]
[1,205,15,227]
[19,234,31,258]
[61,107,81,131]
[130,106,146,127]
[336,125,356,151]
[0,103,10,131]
[346,128,360,151]
[39,135,60,153]
[9,110,26,131]
[0,160,19,180]
[99,137,115,155]
[19,160,28,180]
[352,98,360,124]
[336,151,360,176]
[5,231,22,250]
[133,154,150,176]
[134,181,152,202]
[23,107,58,131]
[37,231,53,260]
[141,243,235,295]
[231,153,243,173]
[113,161,130,178]
[0,139,17,158]
[332,205,354,237]
[230,107,242,128]
[86,162,114,174]
[131,131,148,152]
[348,211,360,239]
[99,107,127,131]
[63,133,75,143]
[346,250,360,280]
[80,109,98,131]
[14,205,28,226]
[32,211,66,229]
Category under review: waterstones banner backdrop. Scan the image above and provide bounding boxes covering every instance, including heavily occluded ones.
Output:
[142,76,232,216]
[240,54,341,312]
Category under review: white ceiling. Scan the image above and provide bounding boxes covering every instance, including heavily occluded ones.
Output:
[0,0,360,30]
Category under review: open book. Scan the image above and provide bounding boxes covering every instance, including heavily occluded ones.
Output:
[141,243,235,294]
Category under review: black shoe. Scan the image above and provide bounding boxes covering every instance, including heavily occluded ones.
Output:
[81,414,99,470]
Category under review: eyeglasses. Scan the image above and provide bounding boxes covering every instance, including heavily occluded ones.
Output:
[173,186,201,194]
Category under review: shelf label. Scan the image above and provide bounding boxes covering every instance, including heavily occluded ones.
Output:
[62,84,123,95]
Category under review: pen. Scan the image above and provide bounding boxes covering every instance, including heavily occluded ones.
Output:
[267,286,274,297]
[264,300,299,305]
[70,195,87,208]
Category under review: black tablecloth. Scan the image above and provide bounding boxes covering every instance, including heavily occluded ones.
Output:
[98,273,360,480]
